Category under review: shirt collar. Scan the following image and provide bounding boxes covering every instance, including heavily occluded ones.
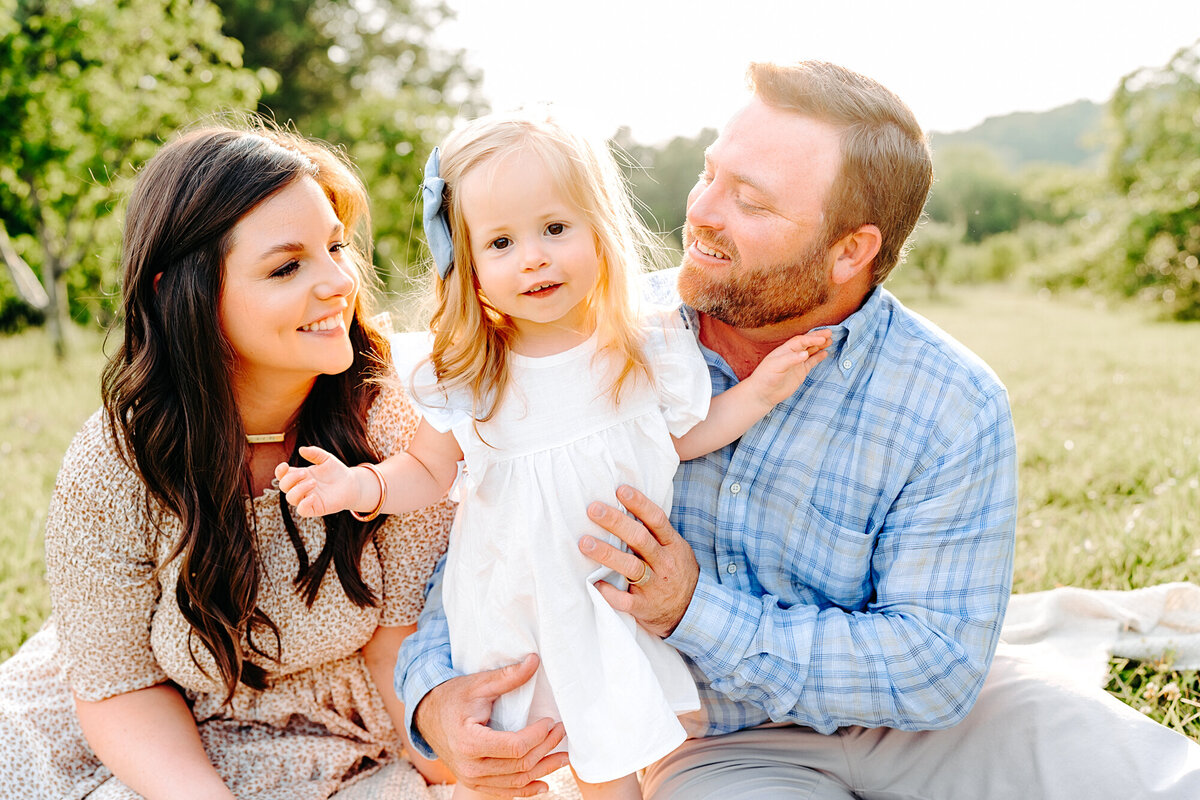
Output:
[678,286,886,378]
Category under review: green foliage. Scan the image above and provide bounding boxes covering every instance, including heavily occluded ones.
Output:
[0,324,105,656]
[613,127,716,247]
[0,0,262,349]
[929,99,1105,170]
[1106,657,1200,741]
[1104,39,1200,319]
[212,0,484,285]
[926,145,1032,242]
[901,221,957,297]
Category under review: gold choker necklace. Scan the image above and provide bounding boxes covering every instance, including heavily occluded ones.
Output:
[246,433,286,445]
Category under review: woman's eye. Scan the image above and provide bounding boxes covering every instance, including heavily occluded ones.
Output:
[546,222,565,236]
[490,237,511,251]
[270,260,300,278]
[329,241,347,254]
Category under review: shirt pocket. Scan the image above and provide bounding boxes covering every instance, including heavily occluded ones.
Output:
[750,497,874,611]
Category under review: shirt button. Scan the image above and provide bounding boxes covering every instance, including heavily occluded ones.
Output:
[729,482,741,494]
[726,563,738,574]
[842,359,853,370]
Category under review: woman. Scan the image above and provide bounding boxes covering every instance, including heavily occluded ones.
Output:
[0,123,456,799]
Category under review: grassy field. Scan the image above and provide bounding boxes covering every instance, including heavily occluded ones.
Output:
[2,284,1197,738]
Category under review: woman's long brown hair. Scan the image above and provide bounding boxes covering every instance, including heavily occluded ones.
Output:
[100,123,391,700]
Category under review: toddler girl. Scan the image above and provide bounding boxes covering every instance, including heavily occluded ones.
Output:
[277,111,829,799]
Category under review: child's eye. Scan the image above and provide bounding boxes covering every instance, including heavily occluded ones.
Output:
[546,222,565,236]
[490,236,512,251]
[270,260,300,278]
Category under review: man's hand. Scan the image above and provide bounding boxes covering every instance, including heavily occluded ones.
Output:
[413,654,569,797]
[579,485,700,638]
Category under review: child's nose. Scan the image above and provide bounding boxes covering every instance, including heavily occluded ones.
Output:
[520,241,549,270]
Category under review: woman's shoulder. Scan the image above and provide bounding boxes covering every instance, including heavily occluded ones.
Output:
[365,375,423,458]
[55,409,143,498]
[45,409,156,571]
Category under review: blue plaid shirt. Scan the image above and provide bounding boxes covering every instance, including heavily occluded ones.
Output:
[398,274,1017,753]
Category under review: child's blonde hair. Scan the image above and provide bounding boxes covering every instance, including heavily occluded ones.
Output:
[428,110,657,421]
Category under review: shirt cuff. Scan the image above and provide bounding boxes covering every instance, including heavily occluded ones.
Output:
[398,640,462,759]
[666,570,761,677]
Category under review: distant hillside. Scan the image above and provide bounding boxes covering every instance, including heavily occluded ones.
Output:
[930,99,1106,169]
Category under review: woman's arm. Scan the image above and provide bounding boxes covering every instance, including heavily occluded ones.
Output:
[362,624,457,786]
[74,684,235,800]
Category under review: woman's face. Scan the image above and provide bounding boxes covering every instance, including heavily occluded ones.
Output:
[219,176,359,397]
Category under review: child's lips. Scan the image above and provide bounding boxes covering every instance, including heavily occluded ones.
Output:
[522,282,562,296]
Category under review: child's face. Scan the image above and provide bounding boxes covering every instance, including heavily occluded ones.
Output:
[459,149,601,347]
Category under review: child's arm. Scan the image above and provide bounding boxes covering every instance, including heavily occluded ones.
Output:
[673,331,830,462]
[275,418,463,518]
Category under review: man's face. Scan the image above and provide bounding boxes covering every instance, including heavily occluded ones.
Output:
[679,98,843,329]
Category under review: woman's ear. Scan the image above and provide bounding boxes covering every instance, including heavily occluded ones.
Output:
[829,224,882,286]
[153,272,163,292]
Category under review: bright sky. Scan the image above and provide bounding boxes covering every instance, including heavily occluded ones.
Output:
[438,0,1200,144]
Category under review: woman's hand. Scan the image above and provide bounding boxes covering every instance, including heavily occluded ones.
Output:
[579,485,700,638]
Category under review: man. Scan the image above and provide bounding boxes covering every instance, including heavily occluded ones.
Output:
[398,61,1200,798]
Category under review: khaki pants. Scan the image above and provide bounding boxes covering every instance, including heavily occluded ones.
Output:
[643,645,1200,799]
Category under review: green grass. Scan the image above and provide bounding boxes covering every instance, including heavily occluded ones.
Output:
[0,326,107,657]
[2,286,1198,740]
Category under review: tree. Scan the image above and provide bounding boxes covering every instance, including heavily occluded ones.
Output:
[212,0,483,285]
[613,127,716,248]
[0,0,262,354]
[925,145,1030,243]
[1105,39,1200,319]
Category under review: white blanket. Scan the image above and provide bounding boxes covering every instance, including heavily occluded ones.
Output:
[1000,582,1200,686]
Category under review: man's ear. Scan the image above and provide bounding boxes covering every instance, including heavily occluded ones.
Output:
[829,224,881,286]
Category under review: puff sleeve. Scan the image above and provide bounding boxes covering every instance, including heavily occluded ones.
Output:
[43,412,169,701]
[643,306,712,437]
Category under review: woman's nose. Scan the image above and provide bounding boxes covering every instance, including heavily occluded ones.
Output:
[316,253,357,298]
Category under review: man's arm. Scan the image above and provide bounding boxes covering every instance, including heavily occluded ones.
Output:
[395,558,570,796]
[585,389,1018,732]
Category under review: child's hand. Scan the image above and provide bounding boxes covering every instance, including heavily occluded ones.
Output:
[744,330,832,406]
[274,445,366,518]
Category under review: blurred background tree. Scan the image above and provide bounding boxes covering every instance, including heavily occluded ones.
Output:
[212,0,484,288]
[0,8,1197,345]
[0,0,261,354]
[1102,39,1200,319]
[612,126,717,249]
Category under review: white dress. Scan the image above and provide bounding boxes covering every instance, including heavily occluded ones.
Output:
[401,308,707,784]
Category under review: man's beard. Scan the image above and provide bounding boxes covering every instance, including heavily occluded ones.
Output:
[678,229,831,329]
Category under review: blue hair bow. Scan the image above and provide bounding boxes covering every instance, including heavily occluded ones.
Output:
[422,147,454,279]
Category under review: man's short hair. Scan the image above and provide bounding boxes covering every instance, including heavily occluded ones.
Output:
[749,61,933,287]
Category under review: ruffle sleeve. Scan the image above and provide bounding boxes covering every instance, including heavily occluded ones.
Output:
[43,411,169,702]
[388,331,474,434]
[642,306,712,437]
